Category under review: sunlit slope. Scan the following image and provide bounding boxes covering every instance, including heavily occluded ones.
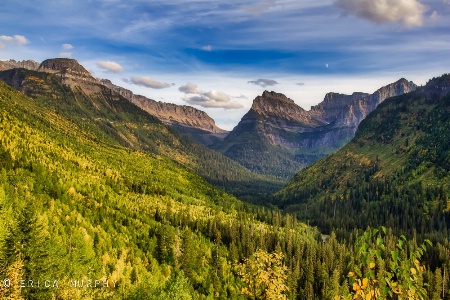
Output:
[0,81,318,299]
[276,74,450,234]
[0,68,282,200]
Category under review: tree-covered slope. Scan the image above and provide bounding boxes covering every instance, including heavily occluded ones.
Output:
[0,80,318,299]
[2,79,450,299]
[0,67,281,201]
[276,74,450,236]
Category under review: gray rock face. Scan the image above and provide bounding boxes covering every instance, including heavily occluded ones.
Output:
[0,59,40,71]
[218,79,417,180]
[309,92,369,123]
[38,58,99,87]
[100,79,227,136]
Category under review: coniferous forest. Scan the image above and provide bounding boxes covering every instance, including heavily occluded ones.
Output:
[0,67,450,300]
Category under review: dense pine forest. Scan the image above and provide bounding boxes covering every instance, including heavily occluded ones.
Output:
[1,68,450,300]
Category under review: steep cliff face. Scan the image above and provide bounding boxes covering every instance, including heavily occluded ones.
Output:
[331,78,417,128]
[218,79,417,180]
[38,58,100,90]
[100,79,227,145]
[0,59,40,71]
[309,92,369,123]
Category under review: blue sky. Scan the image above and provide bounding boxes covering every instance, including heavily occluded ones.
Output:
[1,0,450,129]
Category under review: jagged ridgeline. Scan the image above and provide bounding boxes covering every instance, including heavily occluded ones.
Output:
[217,80,416,181]
[0,59,281,200]
[276,74,450,238]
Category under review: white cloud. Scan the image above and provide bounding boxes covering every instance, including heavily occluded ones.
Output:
[62,43,73,50]
[184,93,243,109]
[180,82,243,109]
[201,45,212,51]
[0,35,29,45]
[96,60,124,73]
[430,11,440,21]
[202,90,230,103]
[59,51,72,58]
[126,76,174,89]
[335,0,427,27]
[248,78,279,87]
[179,82,202,94]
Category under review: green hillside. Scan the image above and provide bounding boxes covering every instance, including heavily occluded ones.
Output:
[0,80,314,299]
[0,68,282,201]
[2,74,450,298]
[276,74,450,237]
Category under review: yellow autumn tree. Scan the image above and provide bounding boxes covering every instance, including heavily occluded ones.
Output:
[337,227,429,300]
[236,249,289,300]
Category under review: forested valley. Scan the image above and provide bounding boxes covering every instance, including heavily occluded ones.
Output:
[0,70,450,299]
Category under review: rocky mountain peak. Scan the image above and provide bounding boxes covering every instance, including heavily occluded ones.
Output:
[0,59,40,71]
[310,92,370,124]
[38,58,98,88]
[39,58,94,79]
[261,90,294,102]
[251,91,302,115]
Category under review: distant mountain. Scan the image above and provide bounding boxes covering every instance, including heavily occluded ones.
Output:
[276,73,450,234]
[0,58,281,200]
[217,79,416,180]
[100,79,228,146]
[0,59,39,71]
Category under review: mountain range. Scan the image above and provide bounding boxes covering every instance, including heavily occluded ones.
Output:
[0,58,417,183]
[1,57,449,299]
[0,58,281,201]
[216,79,416,180]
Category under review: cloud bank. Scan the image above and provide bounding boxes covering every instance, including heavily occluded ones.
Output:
[97,61,124,73]
[248,78,279,87]
[335,0,427,27]
[127,76,174,89]
[179,83,243,109]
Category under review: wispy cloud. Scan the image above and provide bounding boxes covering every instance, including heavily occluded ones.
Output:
[97,60,124,73]
[126,76,174,89]
[0,34,28,45]
[296,82,305,86]
[59,43,73,58]
[244,0,279,15]
[335,0,427,27]
[201,45,212,51]
[248,78,279,87]
[62,43,73,50]
[184,94,243,109]
[179,82,202,94]
[180,82,243,109]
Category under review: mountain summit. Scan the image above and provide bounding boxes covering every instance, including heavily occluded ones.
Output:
[0,58,227,144]
[217,79,417,180]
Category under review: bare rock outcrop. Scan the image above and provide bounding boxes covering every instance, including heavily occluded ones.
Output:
[0,59,39,71]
